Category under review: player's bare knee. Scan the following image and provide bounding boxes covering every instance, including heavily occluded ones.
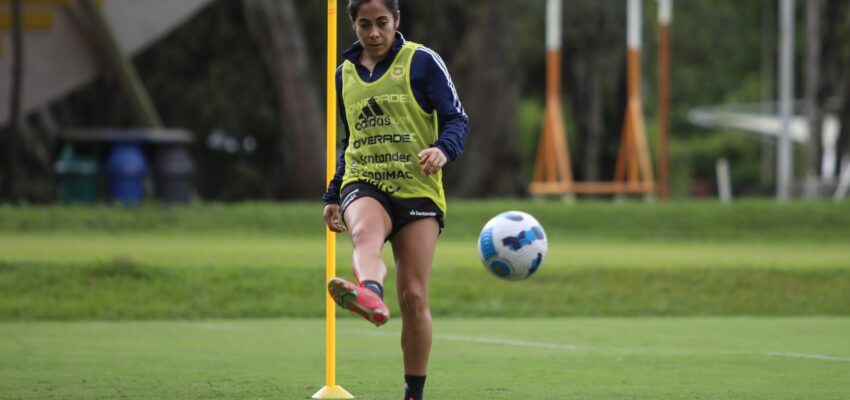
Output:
[399,289,428,317]
[349,226,378,249]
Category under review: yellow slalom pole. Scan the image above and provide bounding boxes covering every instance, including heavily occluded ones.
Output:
[313,1,353,399]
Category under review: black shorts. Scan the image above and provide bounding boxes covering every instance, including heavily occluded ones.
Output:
[340,181,445,241]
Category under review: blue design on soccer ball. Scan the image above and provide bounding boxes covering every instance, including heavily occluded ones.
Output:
[532,225,546,241]
[501,225,545,251]
[498,212,524,222]
[489,260,512,277]
[478,227,498,260]
[527,253,543,277]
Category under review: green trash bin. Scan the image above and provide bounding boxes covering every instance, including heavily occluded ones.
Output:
[55,144,99,204]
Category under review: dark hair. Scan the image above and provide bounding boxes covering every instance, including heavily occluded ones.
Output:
[347,0,399,21]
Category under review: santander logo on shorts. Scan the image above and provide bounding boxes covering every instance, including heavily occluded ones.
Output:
[409,210,437,217]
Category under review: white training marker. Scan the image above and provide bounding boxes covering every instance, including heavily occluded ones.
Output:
[546,0,562,50]
[628,0,642,50]
[658,0,672,25]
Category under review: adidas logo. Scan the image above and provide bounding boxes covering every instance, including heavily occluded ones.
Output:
[355,97,392,131]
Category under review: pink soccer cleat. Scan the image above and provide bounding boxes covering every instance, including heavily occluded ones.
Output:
[328,277,390,327]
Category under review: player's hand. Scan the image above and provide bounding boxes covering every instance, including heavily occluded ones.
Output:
[323,204,346,233]
[418,147,447,177]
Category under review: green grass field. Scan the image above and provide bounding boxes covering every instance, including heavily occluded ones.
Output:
[2,318,849,399]
[3,233,850,271]
[2,229,848,319]
[1,201,849,398]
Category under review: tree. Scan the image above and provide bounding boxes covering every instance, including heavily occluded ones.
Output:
[804,0,824,198]
[244,0,325,199]
[449,2,524,197]
[829,3,850,180]
[2,0,23,202]
[563,0,627,182]
[801,0,850,198]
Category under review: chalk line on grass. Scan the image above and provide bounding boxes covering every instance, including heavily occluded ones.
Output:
[764,352,850,363]
[348,329,850,364]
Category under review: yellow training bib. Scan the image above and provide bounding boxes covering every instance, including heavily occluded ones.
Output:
[341,42,446,213]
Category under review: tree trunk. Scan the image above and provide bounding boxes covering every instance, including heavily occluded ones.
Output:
[421,0,467,58]
[75,0,162,128]
[2,0,22,202]
[825,3,850,180]
[804,0,824,198]
[450,2,522,197]
[839,74,850,171]
[563,1,626,182]
[244,0,325,199]
[760,0,776,192]
[584,72,603,181]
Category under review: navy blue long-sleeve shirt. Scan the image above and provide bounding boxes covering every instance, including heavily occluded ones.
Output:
[322,32,469,205]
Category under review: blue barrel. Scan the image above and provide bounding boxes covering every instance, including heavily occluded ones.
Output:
[106,143,149,206]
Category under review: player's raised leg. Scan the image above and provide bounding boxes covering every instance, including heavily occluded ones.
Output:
[328,196,392,327]
[391,217,440,400]
[344,196,391,284]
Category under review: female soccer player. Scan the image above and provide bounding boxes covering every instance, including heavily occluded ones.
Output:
[321,1,468,399]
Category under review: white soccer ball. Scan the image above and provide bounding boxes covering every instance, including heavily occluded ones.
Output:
[477,211,547,281]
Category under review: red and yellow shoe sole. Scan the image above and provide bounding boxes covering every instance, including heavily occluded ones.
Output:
[328,278,390,327]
